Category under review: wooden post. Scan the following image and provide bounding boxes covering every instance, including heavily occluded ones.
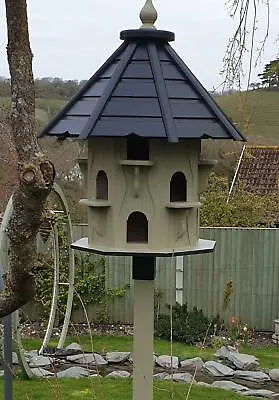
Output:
[0,214,13,400]
[175,256,184,305]
[132,256,155,400]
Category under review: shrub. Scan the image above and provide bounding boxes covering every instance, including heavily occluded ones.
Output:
[154,303,213,344]
[33,228,128,323]
[201,173,278,228]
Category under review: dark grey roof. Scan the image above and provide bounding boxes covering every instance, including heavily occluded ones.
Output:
[39,29,245,142]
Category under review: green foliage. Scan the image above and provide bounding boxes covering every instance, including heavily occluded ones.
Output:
[210,335,230,349]
[34,229,128,323]
[222,280,234,312]
[200,173,278,227]
[0,76,80,100]
[258,59,279,89]
[228,317,252,346]
[154,303,213,344]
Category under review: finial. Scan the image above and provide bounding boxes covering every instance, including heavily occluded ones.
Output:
[140,0,158,29]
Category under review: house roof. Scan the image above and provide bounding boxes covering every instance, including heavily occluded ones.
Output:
[39,29,245,143]
[230,146,279,195]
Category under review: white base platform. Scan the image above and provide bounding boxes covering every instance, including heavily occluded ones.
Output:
[71,237,216,257]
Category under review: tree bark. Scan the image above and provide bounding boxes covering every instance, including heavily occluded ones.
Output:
[0,0,55,317]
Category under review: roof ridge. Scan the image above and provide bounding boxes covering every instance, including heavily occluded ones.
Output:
[147,43,178,142]
[38,42,127,138]
[164,44,246,142]
[79,43,137,139]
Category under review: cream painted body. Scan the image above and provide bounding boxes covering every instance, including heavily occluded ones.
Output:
[80,138,213,254]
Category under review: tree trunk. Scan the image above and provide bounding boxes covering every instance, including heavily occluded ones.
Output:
[0,0,55,317]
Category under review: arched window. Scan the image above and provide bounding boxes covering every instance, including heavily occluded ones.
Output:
[127,135,149,160]
[170,172,187,202]
[127,212,148,243]
[96,170,108,200]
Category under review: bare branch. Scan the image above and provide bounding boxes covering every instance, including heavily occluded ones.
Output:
[222,0,270,89]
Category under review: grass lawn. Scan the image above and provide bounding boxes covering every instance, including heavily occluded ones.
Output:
[14,334,278,399]
[242,345,279,369]
[22,335,279,369]
[0,378,257,400]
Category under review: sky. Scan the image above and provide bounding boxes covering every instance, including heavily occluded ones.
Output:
[0,0,278,91]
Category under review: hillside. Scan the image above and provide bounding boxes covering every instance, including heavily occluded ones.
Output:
[216,89,279,144]
[1,89,279,143]
[0,96,66,127]
[1,89,278,215]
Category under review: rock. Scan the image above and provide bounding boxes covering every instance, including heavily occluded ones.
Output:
[180,357,204,371]
[65,343,83,352]
[196,382,211,387]
[29,355,54,368]
[106,371,131,378]
[30,367,54,378]
[106,352,131,363]
[170,372,195,383]
[57,366,90,378]
[0,371,4,378]
[48,343,84,356]
[90,374,102,378]
[242,389,278,398]
[272,334,279,345]
[269,368,279,382]
[211,380,248,392]
[215,346,259,370]
[153,372,170,380]
[230,353,259,370]
[227,353,259,370]
[234,370,271,383]
[203,361,234,377]
[156,355,179,369]
[48,348,76,357]
[215,346,238,358]
[25,350,38,361]
[40,347,59,356]
[12,352,19,365]
[67,353,107,366]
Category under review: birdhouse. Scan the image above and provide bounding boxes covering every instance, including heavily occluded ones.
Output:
[40,2,245,399]
[40,3,244,258]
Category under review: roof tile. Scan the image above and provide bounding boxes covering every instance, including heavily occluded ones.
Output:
[234,146,279,194]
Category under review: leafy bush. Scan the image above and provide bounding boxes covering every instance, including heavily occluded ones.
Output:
[154,303,213,344]
[201,173,278,227]
[33,228,128,323]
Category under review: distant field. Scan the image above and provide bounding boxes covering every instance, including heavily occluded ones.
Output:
[1,90,279,143]
[216,89,279,143]
[0,96,66,125]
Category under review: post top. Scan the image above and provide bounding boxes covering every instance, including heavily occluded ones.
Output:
[140,0,158,29]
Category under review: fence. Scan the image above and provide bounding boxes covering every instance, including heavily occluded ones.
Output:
[184,228,279,331]
[69,225,279,331]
